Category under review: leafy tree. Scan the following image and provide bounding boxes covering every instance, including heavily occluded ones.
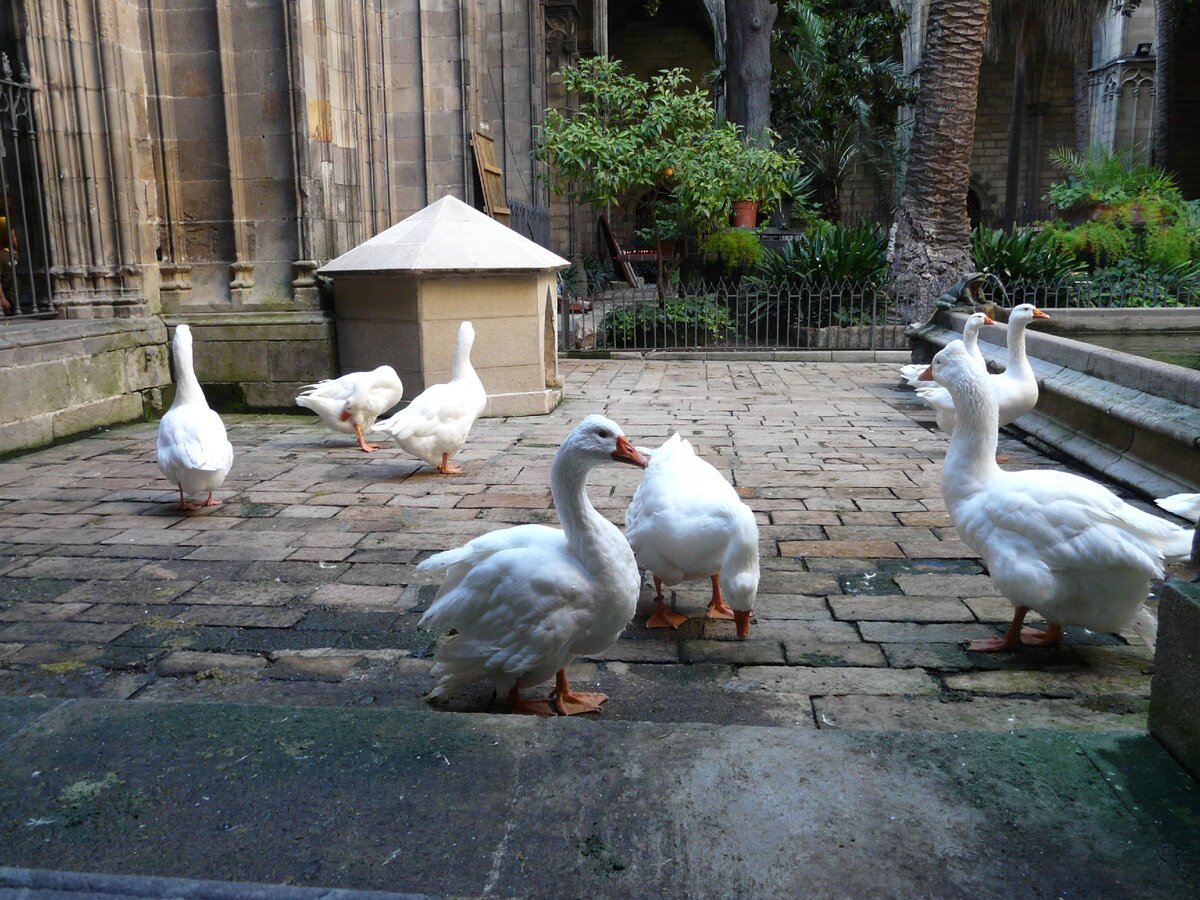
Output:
[771,0,913,219]
[535,58,793,295]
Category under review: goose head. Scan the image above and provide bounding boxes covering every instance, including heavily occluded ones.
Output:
[919,340,985,397]
[963,311,996,337]
[562,415,649,470]
[1007,303,1050,328]
[457,321,475,351]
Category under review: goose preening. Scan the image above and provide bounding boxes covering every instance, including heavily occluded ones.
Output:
[156,325,234,511]
[920,341,1192,652]
[625,434,759,637]
[899,311,994,387]
[375,321,487,474]
[915,303,1049,434]
[416,415,648,715]
[295,366,403,452]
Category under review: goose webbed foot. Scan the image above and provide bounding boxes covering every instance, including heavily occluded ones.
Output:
[507,684,555,717]
[967,606,1028,653]
[706,575,735,620]
[550,669,607,716]
[647,599,688,629]
[437,452,465,475]
[353,424,380,453]
[1020,623,1064,647]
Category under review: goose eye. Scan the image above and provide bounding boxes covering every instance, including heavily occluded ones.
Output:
[596,428,612,440]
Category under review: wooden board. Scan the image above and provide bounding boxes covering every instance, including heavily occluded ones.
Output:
[598,214,639,288]
[470,131,511,225]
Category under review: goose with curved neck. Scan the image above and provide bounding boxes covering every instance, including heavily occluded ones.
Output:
[156,325,234,511]
[417,415,648,715]
[375,320,487,474]
[295,365,403,452]
[915,304,1049,434]
[921,341,1192,652]
[901,311,994,387]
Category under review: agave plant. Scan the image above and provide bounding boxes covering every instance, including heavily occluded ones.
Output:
[749,222,889,285]
[970,227,1084,284]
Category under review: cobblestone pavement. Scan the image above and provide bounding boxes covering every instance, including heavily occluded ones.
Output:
[0,359,1189,731]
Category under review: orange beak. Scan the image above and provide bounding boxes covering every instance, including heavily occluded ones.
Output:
[733,609,752,639]
[612,435,649,469]
[1033,307,1051,319]
[983,315,996,325]
[917,365,934,381]
[338,409,352,422]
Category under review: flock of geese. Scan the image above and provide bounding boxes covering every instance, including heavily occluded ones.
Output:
[153,305,1197,716]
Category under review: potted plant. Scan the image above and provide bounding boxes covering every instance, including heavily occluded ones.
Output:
[721,138,792,227]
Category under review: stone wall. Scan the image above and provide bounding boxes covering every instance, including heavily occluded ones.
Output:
[0,0,554,450]
[0,319,169,456]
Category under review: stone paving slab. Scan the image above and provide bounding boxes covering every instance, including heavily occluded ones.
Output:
[0,359,1191,735]
[0,697,1197,897]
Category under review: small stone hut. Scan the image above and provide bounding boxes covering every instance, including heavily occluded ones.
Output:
[319,196,568,417]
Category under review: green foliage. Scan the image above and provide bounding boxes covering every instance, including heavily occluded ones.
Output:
[749,222,888,284]
[699,229,764,273]
[564,256,614,294]
[1041,217,1132,269]
[1045,145,1182,211]
[1073,259,1200,308]
[771,1,913,217]
[535,57,796,237]
[600,295,738,347]
[970,227,1083,283]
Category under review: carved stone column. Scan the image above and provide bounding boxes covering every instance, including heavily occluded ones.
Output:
[24,0,161,318]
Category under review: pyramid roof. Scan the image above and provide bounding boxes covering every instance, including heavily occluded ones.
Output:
[319,195,569,274]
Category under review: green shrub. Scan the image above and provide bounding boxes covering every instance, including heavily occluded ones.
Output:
[600,295,738,347]
[749,221,888,284]
[699,228,764,273]
[1045,145,1181,212]
[970,227,1083,283]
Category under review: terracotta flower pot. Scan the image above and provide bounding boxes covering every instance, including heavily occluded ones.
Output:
[730,200,758,228]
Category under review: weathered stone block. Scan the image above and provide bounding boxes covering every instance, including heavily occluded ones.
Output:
[1149,580,1200,781]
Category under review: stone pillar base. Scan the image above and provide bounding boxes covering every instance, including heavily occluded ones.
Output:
[482,388,563,418]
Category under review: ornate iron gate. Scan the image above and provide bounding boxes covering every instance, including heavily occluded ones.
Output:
[0,53,53,319]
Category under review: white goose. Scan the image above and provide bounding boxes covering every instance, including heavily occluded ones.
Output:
[920,341,1192,652]
[417,415,648,715]
[156,325,234,511]
[625,434,759,637]
[375,321,487,474]
[899,311,994,387]
[295,366,403,452]
[915,303,1049,434]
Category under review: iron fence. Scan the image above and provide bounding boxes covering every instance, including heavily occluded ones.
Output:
[970,273,1200,310]
[0,54,53,321]
[508,198,551,250]
[559,278,908,353]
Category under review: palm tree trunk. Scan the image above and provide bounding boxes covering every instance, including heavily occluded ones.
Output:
[889,0,991,318]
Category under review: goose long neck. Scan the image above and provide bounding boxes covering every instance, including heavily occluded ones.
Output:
[172,333,206,407]
[550,447,607,562]
[1005,318,1030,374]
[451,333,477,383]
[943,375,1002,499]
[963,326,979,355]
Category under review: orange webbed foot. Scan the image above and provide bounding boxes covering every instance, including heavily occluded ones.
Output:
[1020,624,1064,648]
[550,669,607,716]
[966,635,1021,653]
[201,493,222,507]
[507,685,555,717]
[706,598,736,621]
[646,600,689,629]
[437,453,465,475]
[553,690,608,716]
